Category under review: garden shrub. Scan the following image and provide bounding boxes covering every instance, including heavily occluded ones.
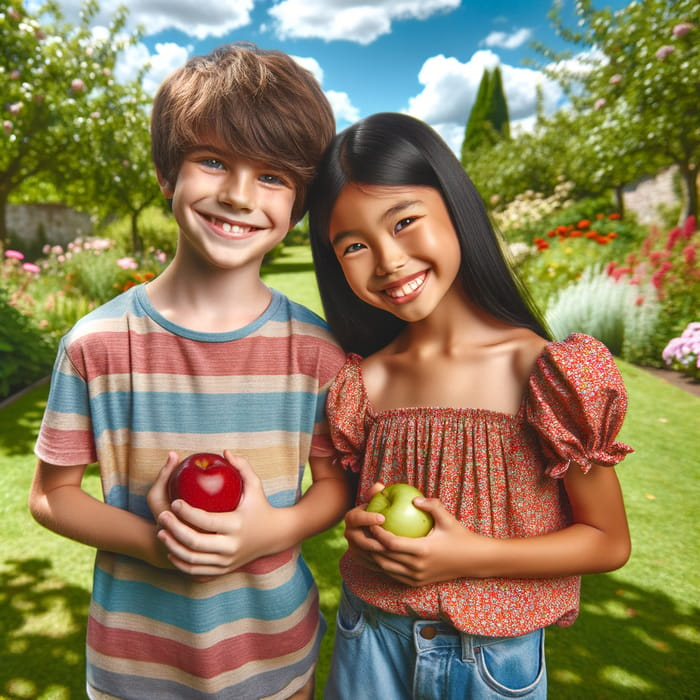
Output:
[0,288,55,400]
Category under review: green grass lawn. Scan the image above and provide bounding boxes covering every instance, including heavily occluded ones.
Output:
[1,245,698,699]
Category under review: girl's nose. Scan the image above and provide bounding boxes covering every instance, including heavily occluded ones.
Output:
[375,239,407,276]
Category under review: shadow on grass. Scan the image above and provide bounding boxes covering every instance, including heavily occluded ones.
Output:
[0,381,49,457]
[303,525,699,699]
[1,557,89,699]
[547,572,699,698]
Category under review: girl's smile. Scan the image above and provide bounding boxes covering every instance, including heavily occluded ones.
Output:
[329,184,462,321]
[379,270,428,302]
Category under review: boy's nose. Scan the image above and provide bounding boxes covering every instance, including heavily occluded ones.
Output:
[220,173,255,211]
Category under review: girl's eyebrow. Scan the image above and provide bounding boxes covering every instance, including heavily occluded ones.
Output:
[330,198,423,248]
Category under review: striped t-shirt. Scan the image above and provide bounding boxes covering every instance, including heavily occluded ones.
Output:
[35,284,346,699]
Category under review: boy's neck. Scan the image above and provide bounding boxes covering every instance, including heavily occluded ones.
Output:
[144,260,273,334]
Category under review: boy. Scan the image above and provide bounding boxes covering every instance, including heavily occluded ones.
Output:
[29,43,349,699]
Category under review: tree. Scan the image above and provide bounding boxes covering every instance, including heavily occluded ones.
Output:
[0,0,147,246]
[536,0,699,220]
[483,66,510,141]
[461,67,511,165]
[64,77,161,253]
[461,69,491,162]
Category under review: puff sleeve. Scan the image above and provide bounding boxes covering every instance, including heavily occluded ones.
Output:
[525,333,633,477]
[326,354,369,472]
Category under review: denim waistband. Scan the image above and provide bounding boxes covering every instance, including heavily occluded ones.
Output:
[342,585,527,661]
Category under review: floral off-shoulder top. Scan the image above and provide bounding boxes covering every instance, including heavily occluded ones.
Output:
[327,333,633,637]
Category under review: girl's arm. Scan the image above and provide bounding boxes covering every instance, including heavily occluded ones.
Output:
[153,450,353,577]
[28,460,173,569]
[346,464,630,587]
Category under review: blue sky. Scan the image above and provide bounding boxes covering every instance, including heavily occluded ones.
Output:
[45,0,629,153]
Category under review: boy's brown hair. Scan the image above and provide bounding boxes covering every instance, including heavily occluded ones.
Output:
[151,42,335,223]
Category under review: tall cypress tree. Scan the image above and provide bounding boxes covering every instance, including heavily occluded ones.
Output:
[461,69,491,164]
[461,66,511,165]
[484,66,510,139]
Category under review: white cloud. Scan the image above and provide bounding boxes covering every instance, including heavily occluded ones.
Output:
[36,0,254,39]
[406,50,564,154]
[290,56,324,85]
[326,90,360,125]
[290,57,359,126]
[483,27,532,50]
[268,0,460,44]
[116,42,191,95]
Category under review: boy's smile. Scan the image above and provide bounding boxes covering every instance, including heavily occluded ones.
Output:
[162,144,295,272]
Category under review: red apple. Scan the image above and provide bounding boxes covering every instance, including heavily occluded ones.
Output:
[168,453,243,512]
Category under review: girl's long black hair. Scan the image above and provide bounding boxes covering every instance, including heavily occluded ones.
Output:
[308,112,551,356]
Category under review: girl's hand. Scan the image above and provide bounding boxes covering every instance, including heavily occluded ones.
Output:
[360,496,484,587]
[156,451,283,577]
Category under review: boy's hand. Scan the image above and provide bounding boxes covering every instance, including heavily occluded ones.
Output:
[147,451,180,521]
[156,451,284,577]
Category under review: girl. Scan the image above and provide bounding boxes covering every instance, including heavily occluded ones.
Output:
[308,113,633,699]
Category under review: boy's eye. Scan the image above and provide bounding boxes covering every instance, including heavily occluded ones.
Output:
[200,158,225,170]
[259,173,288,186]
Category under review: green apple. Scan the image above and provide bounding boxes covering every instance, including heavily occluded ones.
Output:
[366,483,434,538]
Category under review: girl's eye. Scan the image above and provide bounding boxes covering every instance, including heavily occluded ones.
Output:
[343,242,365,255]
[395,216,416,233]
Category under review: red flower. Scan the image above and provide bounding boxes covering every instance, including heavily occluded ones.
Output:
[608,213,621,220]
[577,219,591,229]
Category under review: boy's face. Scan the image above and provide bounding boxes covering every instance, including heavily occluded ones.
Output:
[160,142,296,273]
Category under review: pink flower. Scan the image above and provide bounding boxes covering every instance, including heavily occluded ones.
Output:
[22,262,41,274]
[672,23,694,38]
[71,78,85,91]
[609,74,622,85]
[117,257,138,270]
[656,45,675,60]
[3,120,12,135]
[5,249,24,260]
[594,98,606,110]
[684,244,696,265]
[8,102,22,115]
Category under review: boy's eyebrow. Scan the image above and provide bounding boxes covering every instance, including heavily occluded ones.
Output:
[330,198,423,247]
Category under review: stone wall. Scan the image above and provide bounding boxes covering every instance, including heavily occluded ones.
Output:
[621,166,679,227]
[7,203,93,249]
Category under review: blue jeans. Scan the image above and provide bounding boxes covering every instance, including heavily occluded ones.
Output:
[324,586,547,699]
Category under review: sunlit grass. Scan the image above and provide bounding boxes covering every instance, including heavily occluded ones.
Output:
[2,245,697,700]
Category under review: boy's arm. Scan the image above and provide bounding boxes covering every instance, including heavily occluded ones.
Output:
[29,460,173,569]
[155,451,353,577]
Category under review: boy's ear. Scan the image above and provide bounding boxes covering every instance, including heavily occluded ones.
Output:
[156,169,174,198]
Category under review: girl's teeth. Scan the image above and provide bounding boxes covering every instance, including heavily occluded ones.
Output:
[385,275,424,298]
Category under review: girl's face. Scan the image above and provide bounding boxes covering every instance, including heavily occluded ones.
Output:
[328,183,463,323]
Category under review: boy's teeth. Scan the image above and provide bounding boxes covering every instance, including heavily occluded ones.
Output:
[221,221,247,233]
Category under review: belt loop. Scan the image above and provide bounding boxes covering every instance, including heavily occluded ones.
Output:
[460,630,476,662]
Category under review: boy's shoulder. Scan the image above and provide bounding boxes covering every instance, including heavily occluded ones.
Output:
[63,286,145,343]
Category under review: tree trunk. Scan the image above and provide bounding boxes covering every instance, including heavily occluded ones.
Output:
[614,184,626,218]
[131,210,142,255]
[0,188,9,249]
[678,162,698,223]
